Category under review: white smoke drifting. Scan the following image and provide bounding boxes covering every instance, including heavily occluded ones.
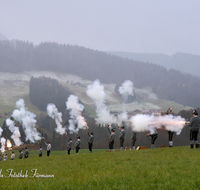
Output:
[86,80,117,125]
[47,103,66,135]
[118,80,134,102]
[0,137,6,153]
[0,127,2,137]
[130,114,185,135]
[66,95,87,133]
[6,118,22,146]
[117,111,128,126]
[12,99,41,143]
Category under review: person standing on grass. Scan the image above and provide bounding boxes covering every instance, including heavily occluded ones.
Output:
[107,125,115,152]
[87,128,94,153]
[43,139,51,156]
[38,146,43,157]
[117,125,125,151]
[10,151,15,160]
[164,107,175,147]
[185,109,200,149]
[131,130,137,150]
[23,147,29,158]
[74,135,81,154]
[18,149,23,159]
[65,134,73,155]
[146,126,158,148]
[3,153,7,161]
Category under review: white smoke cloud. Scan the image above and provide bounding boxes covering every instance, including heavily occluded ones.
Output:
[12,99,41,143]
[0,127,3,137]
[6,118,22,146]
[130,114,185,135]
[86,80,117,125]
[47,103,66,135]
[118,80,134,102]
[0,137,6,153]
[117,111,128,125]
[66,95,87,133]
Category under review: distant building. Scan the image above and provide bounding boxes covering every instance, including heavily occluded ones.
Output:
[73,82,86,87]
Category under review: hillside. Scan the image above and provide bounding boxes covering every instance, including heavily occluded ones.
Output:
[0,71,191,118]
[1,40,200,108]
[108,51,200,77]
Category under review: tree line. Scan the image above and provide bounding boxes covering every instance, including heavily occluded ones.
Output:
[0,40,200,108]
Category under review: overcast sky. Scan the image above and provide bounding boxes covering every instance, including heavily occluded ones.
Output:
[0,0,200,55]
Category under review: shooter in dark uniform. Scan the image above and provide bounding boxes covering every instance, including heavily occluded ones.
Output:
[107,125,115,151]
[65,134,73,155]
[18,150,23,159]
[147,126,158,148]
[38,146,43,157]
[186,109,200,149]
[87,127,94,153]
[75,135,81,154]
[117,125,125,151]
[131,131,137,150]
[166,107,174,147]
[23,147,29,158]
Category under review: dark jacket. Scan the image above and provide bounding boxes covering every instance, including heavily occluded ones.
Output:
[88,132,94,144]
[108,128,115,142]
[131,131,137,140]
[188,116,200,131]
[24,149,29,158]
[119,130,125,140]
[66,137,73,149]
[18,151,23,159]
[75,139,81,149]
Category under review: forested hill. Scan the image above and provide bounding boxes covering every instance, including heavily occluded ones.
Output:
[108,51,200,77]
[0,40,200,108]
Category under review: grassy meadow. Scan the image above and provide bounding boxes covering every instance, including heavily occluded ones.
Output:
[0,146,200,190]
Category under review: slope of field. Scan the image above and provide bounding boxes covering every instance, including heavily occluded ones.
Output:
[0,147,200,189]
[0,71,192,121]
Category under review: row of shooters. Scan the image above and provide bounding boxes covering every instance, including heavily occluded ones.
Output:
[66,108,200,153]
[1,108,199,160]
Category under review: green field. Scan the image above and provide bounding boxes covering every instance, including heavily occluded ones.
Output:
[1,147,200,190]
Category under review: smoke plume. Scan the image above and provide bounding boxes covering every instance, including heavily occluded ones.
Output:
[12,99,41,143]
[66,95,87,133]
[6,118,22,146]
[0,127,2,137]
[0,137,6,153]
[117,111,128,126]
[118,80,134,102]
[47,103,66,135]
[86,80,116,125]
[130,114,185,135]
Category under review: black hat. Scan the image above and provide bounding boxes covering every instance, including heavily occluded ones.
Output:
[111,129,115,132]
[90,132,93,135]
[193,109,198,115]
[121,126,125,129]
[77,136,80,139]
[69,138,72,140]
